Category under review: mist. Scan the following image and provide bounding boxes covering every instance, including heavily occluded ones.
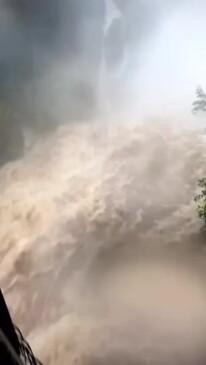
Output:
[1,1,205,129]
[103,0,206,124]
[1,1,206,365]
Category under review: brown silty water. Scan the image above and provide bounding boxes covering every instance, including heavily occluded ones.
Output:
[1,121,206,364]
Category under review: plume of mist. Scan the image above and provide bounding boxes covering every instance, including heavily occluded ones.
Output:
[0,0,190,131]
[1,0,206,129]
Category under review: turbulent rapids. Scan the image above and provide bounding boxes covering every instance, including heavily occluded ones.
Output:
[1,122,206,364]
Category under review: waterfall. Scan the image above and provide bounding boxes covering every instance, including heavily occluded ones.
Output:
[99,0,126,116]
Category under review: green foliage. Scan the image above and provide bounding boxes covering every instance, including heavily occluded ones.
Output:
[192,86,206,114]
[193,87,206,224]
[194,178,206,223]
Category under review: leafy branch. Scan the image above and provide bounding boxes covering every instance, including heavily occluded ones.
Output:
[194,178,206,224]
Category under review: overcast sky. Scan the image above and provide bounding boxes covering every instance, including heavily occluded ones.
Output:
[120,1,206,121]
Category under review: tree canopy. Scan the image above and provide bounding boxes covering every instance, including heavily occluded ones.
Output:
[192,86,206,114]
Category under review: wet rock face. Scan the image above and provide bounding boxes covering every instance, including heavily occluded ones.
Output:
[0,1,106,165]
[2,0,106,100]
[0,117,24,167]
[7,0,105,61]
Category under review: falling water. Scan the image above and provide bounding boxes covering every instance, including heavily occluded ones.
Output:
[1,1,206,365]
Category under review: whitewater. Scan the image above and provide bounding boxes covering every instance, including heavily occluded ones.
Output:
[1,120,206,364]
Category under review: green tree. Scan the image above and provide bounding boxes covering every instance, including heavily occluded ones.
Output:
[192,86,206,114]
[194,178,206,224]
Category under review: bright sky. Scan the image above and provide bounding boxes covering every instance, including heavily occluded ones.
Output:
[115,1,206,122]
